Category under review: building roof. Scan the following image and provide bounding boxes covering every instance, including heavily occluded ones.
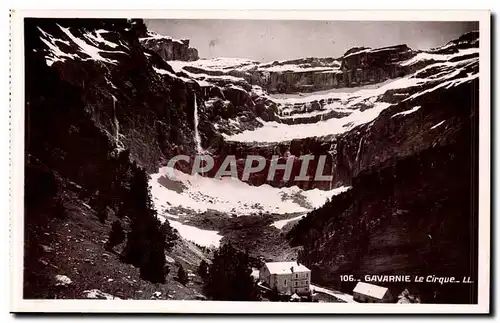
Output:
[264,262,310,274]
[353,282,388,300]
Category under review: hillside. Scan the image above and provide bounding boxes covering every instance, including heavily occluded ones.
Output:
[24,18,479,303]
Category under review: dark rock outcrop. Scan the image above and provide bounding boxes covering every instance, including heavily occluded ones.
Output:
[140,32,199,61]
[428,30,480,54]
[258,45,416,93]
[340,44,415,86]
[285,78,479,304]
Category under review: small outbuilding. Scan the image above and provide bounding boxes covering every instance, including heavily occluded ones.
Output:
[353,282,393,303]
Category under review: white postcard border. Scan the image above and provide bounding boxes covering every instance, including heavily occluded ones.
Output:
[9,9,491,314]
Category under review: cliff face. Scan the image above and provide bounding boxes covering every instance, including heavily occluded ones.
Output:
[261,45,416,93]
[26,19,218,179]
[286,78,478,304]
[140,31,199,61]
[209,36,478,190]
[340,44,414,86]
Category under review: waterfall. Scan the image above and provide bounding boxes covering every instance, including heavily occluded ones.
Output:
[193,92,203,154]
[329,159,334,190]
[112,95,119,143]
[329,143,336,190]
[111,94,124,153]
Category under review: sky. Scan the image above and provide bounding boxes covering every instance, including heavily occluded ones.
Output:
[145,20,478,62]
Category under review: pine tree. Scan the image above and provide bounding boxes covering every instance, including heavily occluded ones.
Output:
[205,243,259,301]
[53,197,67,220]
[161,220,178,252]
[198,260,209,280]
[177,265,189,285]
[97,205,108,224]
[269,286,280,302]
[121,166,167,284]
[105,220,125,251]
[139,223,167,284]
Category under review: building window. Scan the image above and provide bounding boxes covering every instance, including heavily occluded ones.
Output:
[284,279,287,287]
[295,281,298,286]
[296,274,298,279]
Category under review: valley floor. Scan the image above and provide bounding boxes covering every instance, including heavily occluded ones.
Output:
[149,167,351,262]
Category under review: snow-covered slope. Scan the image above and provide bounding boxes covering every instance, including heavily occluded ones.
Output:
[222,46,478,143]
[150,166,351,217]
[168,56,341,74]
[37,24,129,67]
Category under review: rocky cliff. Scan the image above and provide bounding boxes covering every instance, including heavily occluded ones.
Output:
[206,37,478,190]
[24,18,211,298]
[26,19,207,175]
[140,31,199,62]
[286,77,479,304]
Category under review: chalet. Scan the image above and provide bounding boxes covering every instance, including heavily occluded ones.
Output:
[353,282,394,303]
[259,261,311,296]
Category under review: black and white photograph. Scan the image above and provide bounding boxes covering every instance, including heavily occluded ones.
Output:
[9,10,491,314]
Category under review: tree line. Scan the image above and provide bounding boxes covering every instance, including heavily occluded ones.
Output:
[198,243,259,301]
[92,149,178,283]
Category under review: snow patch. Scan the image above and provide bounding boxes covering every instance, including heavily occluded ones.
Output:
[302,186,352,209]
[166,60,249,83]
[166,219,222,248]
[430,120,446,129]
[271,186,351,229]
[400,47,478,67]
[153,66,194,83]
[149,167,352,218]
[185,57,258,71]
[58,24,123,65]
[38,27,79,66]
[150,167,309,216]
[84,29,120,49]
[391,106,421,118]
[225,101,392,142]
[139,31,184,44]
[37,24,128,67]
[260,64,339,73]
[272,214,306,230]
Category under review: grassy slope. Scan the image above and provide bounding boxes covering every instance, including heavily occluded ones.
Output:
[24,183,209,300]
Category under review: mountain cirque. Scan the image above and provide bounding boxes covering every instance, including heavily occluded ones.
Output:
[25,18,478,303]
